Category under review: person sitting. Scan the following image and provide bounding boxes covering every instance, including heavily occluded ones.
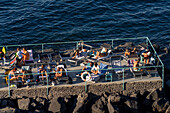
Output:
[54,67,66,79]
[133,59,140,71]
[39,64,48,80]
[76,62,94,77]
[91,62,100,75]
[131,47,137,54]
[125,49,130,57]
[8,68,18,80]
[142,49,150,64]
[17,69,26,82]
[95,48,108,59]
[16,48,23,67]
[0,50,6,65]
[72,50,80,59]
[22,47,30,65]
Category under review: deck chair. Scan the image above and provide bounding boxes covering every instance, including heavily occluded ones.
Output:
[112,60,124,80]
[78,43,93,51]
[128,60,145,78]
[91,63,108,82]
[37,66,49,81]
[87,49,112,62]
[67,51,88,66]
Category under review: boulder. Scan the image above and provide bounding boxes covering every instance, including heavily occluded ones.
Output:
[91,96,107,113]
[108,95,121,103]
[17,98,31,110]
[165,106,170,113]
[8,100,15,107]
[146,89,162,101]
[107,100,119,113]
[73,93,89,113]
[152,98,169,112]
[31,102,37,108]
[1,100,7,107]
[166,80,170,87]
[33,109,46,113]
[153,44,160,52]
[124,100,138,113]
[36,97,46,109]
[48,97,67,113]
[0,107,20,113]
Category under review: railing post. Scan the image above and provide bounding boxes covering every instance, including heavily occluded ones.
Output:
[85,81,87,93]
[8,74,10,97]
[162,65,164,88]
[42,44,44,53]
[154,52,156,64]
[47,74,49,96]
[146,38,148,49]
[112,40,114,49]
[76,42,79,50]
[123,68,125,90]
[6,46,8,56]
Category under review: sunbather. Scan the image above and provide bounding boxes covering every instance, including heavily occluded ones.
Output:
[125,49,130,57]
[0,50,5,64]
[131,47,137,54]
[133,59,140,71]
[76,62,94,77]
[16,48,23,67]
[95,48,108,59]
[91,62,100,75]
[54,67,66,79]
[22,47,30,65]
[142,49,150,64]
[0,50,5,60]
[39,64,48,80]
[8,68,18,80]
[72,50,80,59]
[17,69,26,82]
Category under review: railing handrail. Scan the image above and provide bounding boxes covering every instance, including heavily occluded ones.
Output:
[0,65,163,77]
[0,37,147,48]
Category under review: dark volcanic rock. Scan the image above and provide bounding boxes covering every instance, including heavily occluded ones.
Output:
[91,96,107,113]
[153,44,160,52]
[73,93,90,113]
[35,97,46,109]
[0,107,20,113]
[48,97,67,113]
[124,100,138,113]
[146,89,162,101]
[108,95,122,103]
[152,98,169,112]
[1,100,7,107]
[107,100,119,113]
[165,106,170,113]
[8,100,15,107]
[33,109,46,113]
[17,98,31,110]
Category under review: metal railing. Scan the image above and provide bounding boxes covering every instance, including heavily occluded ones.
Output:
[0,37,164,97]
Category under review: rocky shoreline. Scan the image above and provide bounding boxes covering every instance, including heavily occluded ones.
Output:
[0,88,169,113]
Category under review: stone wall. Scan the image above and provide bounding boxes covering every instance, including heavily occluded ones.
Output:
[0,80,162,99]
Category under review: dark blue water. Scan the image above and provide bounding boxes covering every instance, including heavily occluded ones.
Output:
[0,0,169,47]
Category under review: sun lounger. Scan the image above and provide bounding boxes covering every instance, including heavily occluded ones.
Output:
[87,50,113,62]
[112,60,124,80]
[67,51,88,66]
[128,60,145,78]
